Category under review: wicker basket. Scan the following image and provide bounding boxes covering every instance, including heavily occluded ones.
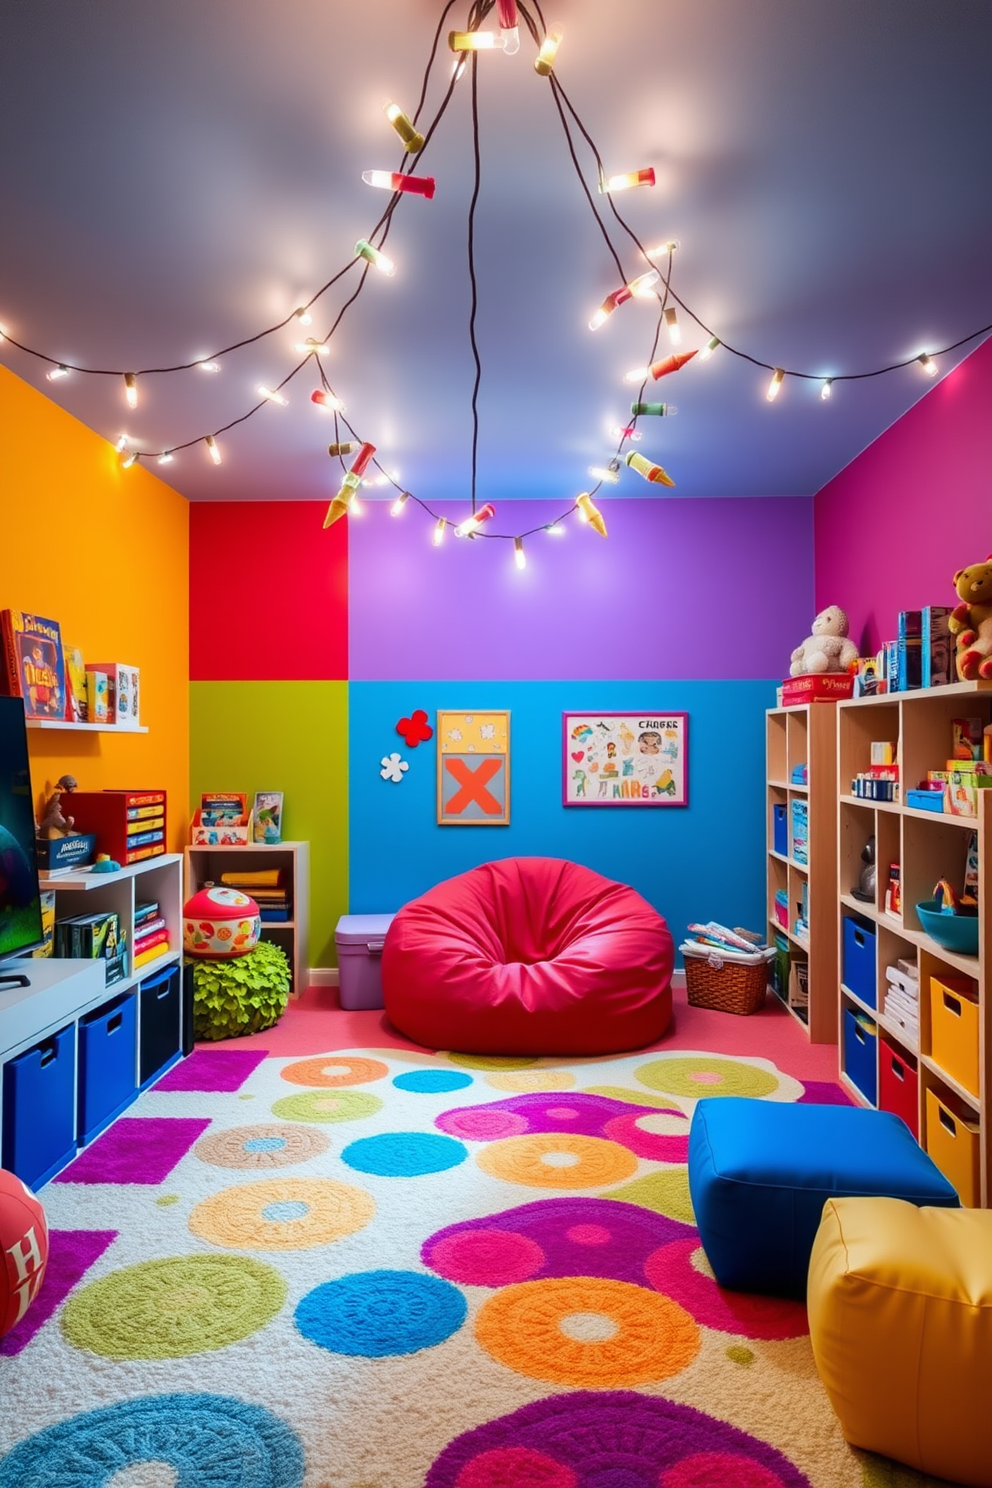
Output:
[682,945,773,1016]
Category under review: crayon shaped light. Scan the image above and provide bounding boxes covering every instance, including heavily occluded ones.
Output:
[647,350,698,380]
[124,372,138,408]
[454,502,496,537]
[588,287,631,331]
[328,441,358,457]
[631,402,676,416]
[355,239,395,276]
[534,24,563,74]
[575,492,607,537]
[383,102,424,154]
[497,0,520,54]
[599,167,655,193]
[310,389,345,412]
[362,170,436,199]
[766,368,785,401]
[323,470,361,529]
[349,442,377,479]
[449,30,503,50]
[205,435,222,465]
[625,451,675,486]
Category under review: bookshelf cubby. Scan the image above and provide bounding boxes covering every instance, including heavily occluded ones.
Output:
[184,841,309,998]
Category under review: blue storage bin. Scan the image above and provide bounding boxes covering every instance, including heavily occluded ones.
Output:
[138,963,182,1087]
[78,992,137,1144]
[844,1007,878,1106]
[1,1025,77,1189]
[843,916,877,1008]
[773,804,788,856]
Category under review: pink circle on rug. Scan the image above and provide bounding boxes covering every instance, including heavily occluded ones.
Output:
[565,1223,612,1246]
[644,1240,808,1341]
[545,1107,581,1121]
[457,1446,577,1488]
[688,1071,724,1085]
[436,1109,530,1141]
[661,1451,788,1487]
[427,1228,545,1286]
[604,1111,690,1164]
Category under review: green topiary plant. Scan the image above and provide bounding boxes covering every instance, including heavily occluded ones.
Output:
[189,940,291,1040]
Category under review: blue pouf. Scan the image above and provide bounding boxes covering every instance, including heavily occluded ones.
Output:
[688,1097,959,1298]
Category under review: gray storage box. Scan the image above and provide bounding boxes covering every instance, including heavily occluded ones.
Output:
[336,914,395,1010]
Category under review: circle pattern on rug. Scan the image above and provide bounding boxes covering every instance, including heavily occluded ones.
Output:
[644,1239,808,1340]
[424,1390,813,1488]
[295,1269,466,1357]
[427,1229,547,1287]
[61,1256,286,1359]
[341,1131,468,1177]
[280,1055,389,1087]
[485,1070,577,1093]
[270,1090,383,1124]
[188,1178,374,1250]
[447,1053,540,1070]
[635,1057,780,1100]
[195,1123,331,1169]
[392,1070,474,1094]
[604,1167,695,1224]
[585,1084,688,1109]
[477,1134,637,1189]
[603,1109,691,1163]
[436,1107,531,1141]
[0,1393,304,1488]
[474,1277,699,1386]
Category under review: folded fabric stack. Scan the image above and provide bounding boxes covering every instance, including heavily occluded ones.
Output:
[134,898,170,970]
[884,958,920,1041]
[220,868,291,922]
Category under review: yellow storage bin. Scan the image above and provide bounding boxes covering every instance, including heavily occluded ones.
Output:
[925,1089,981,1207]
[929,974,980,1098]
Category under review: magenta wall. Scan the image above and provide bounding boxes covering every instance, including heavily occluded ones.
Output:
[349,496,813,681]
[814,336,992,656]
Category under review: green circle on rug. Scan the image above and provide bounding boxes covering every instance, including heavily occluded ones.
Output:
[61,1255,287,1359]
[270,1090,383,1124]
[635,1057,779,1099]
[585,1085,685,1109]
[604,1167,695,1224]
[447,1053,540,1070]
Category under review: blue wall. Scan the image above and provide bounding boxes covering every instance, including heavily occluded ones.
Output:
[349,680,776,955]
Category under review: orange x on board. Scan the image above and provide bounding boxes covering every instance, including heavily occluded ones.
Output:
[444,757,503,815]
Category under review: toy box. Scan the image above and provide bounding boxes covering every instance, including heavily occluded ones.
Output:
[86,662,140,726]
[780,673,854,704]
[35,833,97,872]
[0,610,66,720]
[66,791,167,864]
[336,914,396,1009]
[87,671,110,723]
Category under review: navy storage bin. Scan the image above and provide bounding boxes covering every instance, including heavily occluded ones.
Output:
[843,917,877,1008]
[138,963,182,1087]
[78,992,137,1144]
[773,804,788,856]
[1,1025,77,1188]
[844,1007,878,1106]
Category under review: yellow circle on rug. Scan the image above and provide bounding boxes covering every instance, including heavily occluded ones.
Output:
[585,1084,682,1109]
[477,1133,638,1188]
[188,1177,375,1251]
[475,1276,699,1386]
[447,1053,540,1070]
[195,1122,331,1168]
[635,1056,779,1099]
[485,1069,577,1094]
[280,1055,389,1087]
[61,1254,286,1359]
[604,1167,695,1224]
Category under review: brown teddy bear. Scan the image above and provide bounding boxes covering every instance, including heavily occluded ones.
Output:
[949,557,992,680]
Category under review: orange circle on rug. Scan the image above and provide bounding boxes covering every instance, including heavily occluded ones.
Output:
[280,1056,389,1088]
[474,1276,700,1386]
[484,1070,577,1094]
[188,1177,375,1251]
[476,1134,638,1189]
[195,1123,331,1169]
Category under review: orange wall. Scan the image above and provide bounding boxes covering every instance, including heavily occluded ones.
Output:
[0,366,189,850]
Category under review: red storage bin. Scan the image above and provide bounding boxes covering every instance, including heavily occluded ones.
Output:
[878,1037,918,1139]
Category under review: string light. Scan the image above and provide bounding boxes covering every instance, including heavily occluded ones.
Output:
[589,291,623,332]
[576,492,607,537]
[589,465,620,483]
[328,441,358,457]
[432,517,447,546]
[293,307,313,326]
[766,368,785,402]
[383,102,425,154]
[629,269,660,298]
[700,336,721,361]
[918,353,938,377]
[349,492,363,515]
[449,30,504,51]
[631,401,676,416]
[391,492,411,516]
[625,451,675,486]
[205,435,222,464]
[124,372,138,409]
[497,0,520,55]
[514,537,526,570]
[455,502,496,537]
[158,452,174,465]
[311,389,345,412]
[610,423,642,442]
[46,364,70,381]
[547,522,566,535]
[197,359,220,372]
[664,306,681,344]
[626,351,697,381]
[120,449,139,469]
[362,170,436,199]
[647,240,680,258]
[257,385,288,405]
[297,339,330,355]
[355,239,396,276]
[599,167,655,194]
[534,24,563,75]
[820,378,833,400]
[588,271,656,332]
[114,433,129,453]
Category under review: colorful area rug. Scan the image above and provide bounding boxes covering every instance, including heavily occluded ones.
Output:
[0,1043,949,1487]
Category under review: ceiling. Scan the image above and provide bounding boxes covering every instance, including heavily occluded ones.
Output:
[2,0,990,505]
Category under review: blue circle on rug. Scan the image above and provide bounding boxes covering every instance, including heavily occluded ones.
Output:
[0,1393,304,1488]
[261,1201,310,1222]
[245,1136,287,1153]
[393,1071,474,1094]
[295,1269,467,1357]
[341,1131,468,1176]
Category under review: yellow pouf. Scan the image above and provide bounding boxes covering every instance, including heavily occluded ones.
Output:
[809,1197,992,1487]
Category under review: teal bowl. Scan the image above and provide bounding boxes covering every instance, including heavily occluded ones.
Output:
[916,901,979,956]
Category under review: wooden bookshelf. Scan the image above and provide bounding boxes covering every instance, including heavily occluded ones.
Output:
[184,841,309,998]
[766,703,838,1042]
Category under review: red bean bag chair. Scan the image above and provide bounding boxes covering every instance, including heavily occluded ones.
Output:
[381,857,673,1056]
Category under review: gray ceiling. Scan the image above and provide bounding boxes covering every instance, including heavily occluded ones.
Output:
[2,0,990,503]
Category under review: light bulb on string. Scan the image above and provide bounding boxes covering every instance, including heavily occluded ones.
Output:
[609,424,642,442]
[546,522,566,536]
[258,385,288,405]
[205,435,222,465]
[383,101,425,154]
[391,492,411,517]
[454,503,496,538]
[124,372,138,409]
[114,434,129,453]
[918,353,938,377]
[47,365,70,382]
[432,518,447,547]
[625,451,676,486]
[158,452,174,466]
[328,441,358,457]
[120,449,139,470]
[766,368,785,402]
[297,339,330,355]
[534,24,563,74]
[820,379,833,401]
[294,307,313,326]
[324,446,375,528]
[497,0,520,55]
[664,306,681,344]
[629,269,660,298]
[575,493,608,537]
[449,29,504,51]
[355,239,395,277]
[311,389,345,413]
[589,465,620,484]
[647,240,680,258]
[514,537,527,570]
[700,336,721,362]
[362,169,436,199]
[196,359,220,372]
[626,351,697,382]
[599,167,655,194]
[631,402,676,417]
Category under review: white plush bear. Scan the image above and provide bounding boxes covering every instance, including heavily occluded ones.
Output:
[790,606,858,676]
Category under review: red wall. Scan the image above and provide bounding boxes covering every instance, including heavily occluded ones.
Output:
[814,336,992,657]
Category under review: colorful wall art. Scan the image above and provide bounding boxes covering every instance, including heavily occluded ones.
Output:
[437,711,510,825]
[563,712,688,807]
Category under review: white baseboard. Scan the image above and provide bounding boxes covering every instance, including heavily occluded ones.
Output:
[672,969,686,990]
[308,968,340,988]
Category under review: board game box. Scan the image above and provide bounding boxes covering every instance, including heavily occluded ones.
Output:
[0,610,66,720]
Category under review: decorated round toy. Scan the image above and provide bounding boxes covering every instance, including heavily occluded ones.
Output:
[183,884,260,959]
[0,1168,48,1339]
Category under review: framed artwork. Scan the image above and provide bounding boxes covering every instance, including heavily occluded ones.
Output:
[437,710,510,825]
[562,711,688,806]
[252,791,284,843]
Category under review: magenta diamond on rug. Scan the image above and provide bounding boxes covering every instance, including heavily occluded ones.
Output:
[0,1229,117,1356]
[52,1117,211,1185]
[154,1048,269,1093]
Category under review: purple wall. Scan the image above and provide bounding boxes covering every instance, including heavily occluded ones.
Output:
[349,497,814,681]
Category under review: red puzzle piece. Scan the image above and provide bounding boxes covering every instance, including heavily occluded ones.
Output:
[396,709,434,748]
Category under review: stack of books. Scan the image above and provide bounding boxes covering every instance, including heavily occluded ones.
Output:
[134,899,169,970]
[219,868,291,922]
[54,910,127,985]
[884,958,920,1042]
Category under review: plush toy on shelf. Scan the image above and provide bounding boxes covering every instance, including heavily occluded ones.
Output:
[789,607,859,677]
[949,556,992,680]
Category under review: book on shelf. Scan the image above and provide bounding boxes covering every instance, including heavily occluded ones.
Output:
[134,941,171,970]
[135,899,160,926]
[54,909,128,985]
[134,927,169,957]
[0,610,66,720]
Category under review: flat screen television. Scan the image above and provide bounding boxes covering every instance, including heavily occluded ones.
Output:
[0,696,44,963]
